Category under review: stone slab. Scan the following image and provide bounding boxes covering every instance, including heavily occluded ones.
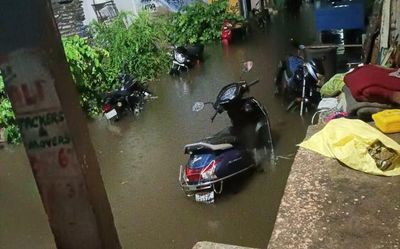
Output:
[268,124,400,249]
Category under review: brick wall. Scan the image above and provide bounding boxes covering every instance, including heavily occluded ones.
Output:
[51,0,86,37]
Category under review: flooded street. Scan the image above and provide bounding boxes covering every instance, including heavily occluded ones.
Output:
[1,7,317,249]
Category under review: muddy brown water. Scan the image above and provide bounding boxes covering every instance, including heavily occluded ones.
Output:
[1,7,318,249]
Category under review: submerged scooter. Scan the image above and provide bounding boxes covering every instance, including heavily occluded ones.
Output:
[169,44,204,75]
[178,61,274,204]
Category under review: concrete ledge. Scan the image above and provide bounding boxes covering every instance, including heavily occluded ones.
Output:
[268,125,400,249]
[193,241,257,249]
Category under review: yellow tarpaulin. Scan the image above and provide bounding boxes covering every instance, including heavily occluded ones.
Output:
[299,118,400,176]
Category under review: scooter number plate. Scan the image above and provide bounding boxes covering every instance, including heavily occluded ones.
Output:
[195,191,214,204]
[105,109,117,120]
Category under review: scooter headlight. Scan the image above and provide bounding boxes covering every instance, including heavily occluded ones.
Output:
[174,52,186,64]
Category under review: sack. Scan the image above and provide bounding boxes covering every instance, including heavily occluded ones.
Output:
[299,118,400,176]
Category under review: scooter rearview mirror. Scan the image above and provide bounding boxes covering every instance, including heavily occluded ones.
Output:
[192,102,205,112]
[242,61,254,73]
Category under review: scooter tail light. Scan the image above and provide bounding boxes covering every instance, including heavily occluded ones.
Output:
[102,103,112,113]
[185,166,201,182]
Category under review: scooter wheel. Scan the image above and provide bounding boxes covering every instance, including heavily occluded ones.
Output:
[253,149,266,173]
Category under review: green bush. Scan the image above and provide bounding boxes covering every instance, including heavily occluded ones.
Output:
[0,76,21,144]
[168,0,244,45]
[90,11,170,82]
[63,35,111,117]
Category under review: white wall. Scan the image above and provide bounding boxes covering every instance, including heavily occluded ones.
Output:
[82,0,98,24]
[82,0,139,25]
[82,0,195,25]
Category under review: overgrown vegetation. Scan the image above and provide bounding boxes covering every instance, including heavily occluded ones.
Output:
[0,76,21,144]
[0,1,238,143]
[168,0,244,45]
[63,35,110,117]
[90,11,170,82]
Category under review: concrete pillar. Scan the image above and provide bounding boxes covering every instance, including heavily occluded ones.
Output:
[0,1,121,249]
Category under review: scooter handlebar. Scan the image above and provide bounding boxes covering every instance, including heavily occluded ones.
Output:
[247,79,260,88]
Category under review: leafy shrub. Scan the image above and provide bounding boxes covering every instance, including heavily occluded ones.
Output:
[62,35,111,117]
[90,11,170,82]
[0,76,21,144]
[168,0,244,45]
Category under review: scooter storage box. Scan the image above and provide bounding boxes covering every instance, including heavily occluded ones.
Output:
[372,109,400,133]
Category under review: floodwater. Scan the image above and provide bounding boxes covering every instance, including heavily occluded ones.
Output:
[1,6,318,249]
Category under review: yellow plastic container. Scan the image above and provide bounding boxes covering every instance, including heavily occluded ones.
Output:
[372,109,400,133]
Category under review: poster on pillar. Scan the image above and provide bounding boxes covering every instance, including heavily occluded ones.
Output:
[0,49,103,245]
[134,0,200,13]
[0,49,83,180]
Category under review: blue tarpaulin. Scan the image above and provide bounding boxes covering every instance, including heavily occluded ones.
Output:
[315,1,364,32]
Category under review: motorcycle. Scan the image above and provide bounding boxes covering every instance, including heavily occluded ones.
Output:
[221,19,248,45]
[274,40,324,116]
[178,61,274,204]
[221,20,233,44]
[251,0,270,28]
[102,73,151,121]
[169,44,204,75]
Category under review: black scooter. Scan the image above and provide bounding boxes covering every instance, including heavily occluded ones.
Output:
[102,74,151,121]
[179,61,274,203]
[169,44,204,75]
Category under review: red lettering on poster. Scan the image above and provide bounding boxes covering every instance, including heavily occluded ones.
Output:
[58,148,69,168]
[20,80,45,106]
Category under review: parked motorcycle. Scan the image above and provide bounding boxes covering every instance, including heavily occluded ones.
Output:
[221,20,233,44]
[178,61,274,204]
[221,19,248,45]
[102,73,151,121]
[169,44,204,75]
[251,1,270,28]
[274,40,324,116]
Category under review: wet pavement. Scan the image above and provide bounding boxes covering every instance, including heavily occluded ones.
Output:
[1,6,319,249]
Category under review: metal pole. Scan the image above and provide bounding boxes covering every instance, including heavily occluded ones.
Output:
[300,66,306,117]
[0,1,121,249]
[305,44,363,49]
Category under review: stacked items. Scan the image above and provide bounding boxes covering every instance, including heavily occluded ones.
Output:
[316,64,400,123]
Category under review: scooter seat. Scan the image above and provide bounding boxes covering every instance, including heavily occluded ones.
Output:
[184,142,233,154]
[184,128,238,153]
